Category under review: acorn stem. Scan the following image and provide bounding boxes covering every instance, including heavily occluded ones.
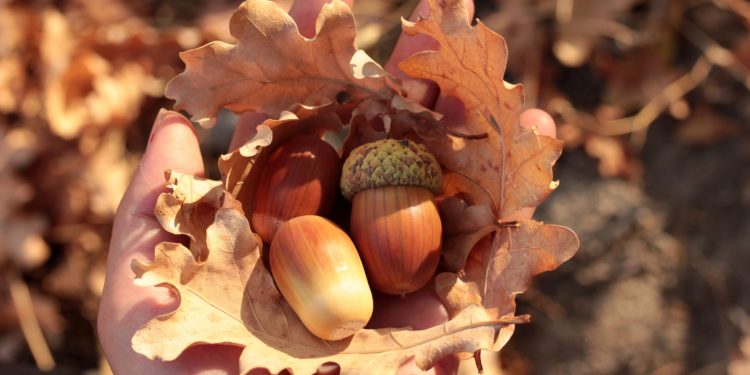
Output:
[445,127,488,140]
[496,220,520,229]
[458,314,532,331]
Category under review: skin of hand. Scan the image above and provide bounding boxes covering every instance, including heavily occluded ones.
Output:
[97,1,557,374]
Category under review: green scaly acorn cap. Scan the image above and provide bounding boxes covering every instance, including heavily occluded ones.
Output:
[340,139,442,201]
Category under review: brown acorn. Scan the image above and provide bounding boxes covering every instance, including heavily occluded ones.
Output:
[270,215,373,341]
[341,139,443,295]
[251,134,341,243]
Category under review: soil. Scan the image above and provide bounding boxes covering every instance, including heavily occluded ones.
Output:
[503,118,750,374]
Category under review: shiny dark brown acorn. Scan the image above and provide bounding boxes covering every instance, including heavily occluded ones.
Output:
[251,134,341,243]
[341,139,443,295]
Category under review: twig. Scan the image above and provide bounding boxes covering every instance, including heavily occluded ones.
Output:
[496,220,520,229]
[6,271,56,371]
[584,18,750,136]
[561,18,639,47]
[459,315,532,331]
[682,19,750,90]
[444,127,488,140]
[550,56,712,136]
[713,0,750,25]
[496,314,532,325]
[601,56,711,135]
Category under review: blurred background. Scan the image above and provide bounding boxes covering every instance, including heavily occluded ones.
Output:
[0,0,748,374]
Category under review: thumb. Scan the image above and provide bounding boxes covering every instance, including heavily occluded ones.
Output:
[101,110,238,375]
[110,109,204,261]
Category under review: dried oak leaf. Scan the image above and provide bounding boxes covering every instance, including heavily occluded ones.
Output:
[44,51,149,139]
[436,221,579,351]
[395,0,574,275]
[165,0,403,126]
[133,175,524,374]
[154,170,228,261]
[40,8,149,139]
[438,197,497,271]
[399,0,564,220]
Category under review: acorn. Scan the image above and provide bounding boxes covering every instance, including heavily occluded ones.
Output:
[341,139,443,295]
[251,135,341,243]
[270,215,373,341]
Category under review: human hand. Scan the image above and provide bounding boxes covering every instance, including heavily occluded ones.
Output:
[97,1,557,374]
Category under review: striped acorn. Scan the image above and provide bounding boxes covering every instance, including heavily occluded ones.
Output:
[270,215,373,341]
[341,139,443,295]
[251,135,341,243]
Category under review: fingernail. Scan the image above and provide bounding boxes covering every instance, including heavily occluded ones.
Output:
[148,109,186,144]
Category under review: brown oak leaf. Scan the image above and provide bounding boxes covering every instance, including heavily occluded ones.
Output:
[154,170,228,260]
[165,0,401,126]
[133,178,528,374]
[399,0,564,219]
[438,197,496,272]
[436,220,579,349]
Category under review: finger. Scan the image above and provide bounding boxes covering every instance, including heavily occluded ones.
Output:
[289,0,355,38]
[369,285,457,375]
[503,108,558,221]
[520,107,557,138]
[384,0,475,107]
[396,356,459,375]
[368,284,448,330]
[109,110,204,262]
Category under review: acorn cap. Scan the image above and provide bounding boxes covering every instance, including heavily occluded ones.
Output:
[340,139,442,201]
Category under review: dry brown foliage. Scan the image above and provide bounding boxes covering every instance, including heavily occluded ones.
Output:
[130,0,578,373]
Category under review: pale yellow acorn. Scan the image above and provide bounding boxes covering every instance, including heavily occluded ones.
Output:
[270,215,373,341]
